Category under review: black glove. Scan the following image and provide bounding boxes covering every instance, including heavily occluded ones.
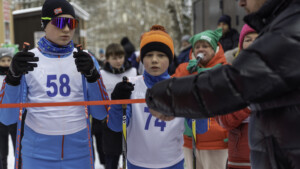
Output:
[111,80,135,100]
[5,51,39,86]
[146,76,210,118]
[73,51,100,83]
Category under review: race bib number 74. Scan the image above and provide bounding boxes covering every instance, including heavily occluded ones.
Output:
[144,107,166,131]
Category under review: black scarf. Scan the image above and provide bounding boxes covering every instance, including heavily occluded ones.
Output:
[103,61,132,74]
[0,66,9,75]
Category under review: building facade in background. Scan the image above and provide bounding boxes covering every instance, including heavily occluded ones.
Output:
[7,0,245,57]
[193,0,246,34]
[0,0,15,45]
[71,0,193,57]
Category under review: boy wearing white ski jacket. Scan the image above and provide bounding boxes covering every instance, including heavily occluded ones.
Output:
[99,43,137,169]
[0,0,109,169]
[105,25,210,169]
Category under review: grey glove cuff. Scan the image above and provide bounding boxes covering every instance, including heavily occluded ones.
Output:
[9,65,21,78]
[84,66,96,77]
[85,68,100,83]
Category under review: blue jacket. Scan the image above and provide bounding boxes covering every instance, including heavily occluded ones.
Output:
[177,46,192,65]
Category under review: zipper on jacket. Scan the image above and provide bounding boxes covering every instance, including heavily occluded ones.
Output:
[61,135,64,160]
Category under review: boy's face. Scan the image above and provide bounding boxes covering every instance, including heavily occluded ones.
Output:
[44,14,75,46]
[239,0,267,14]
[193,41,215,67]
[181,41,190,48]
[242,32,258,50]
[0,56,12,67]
[107,54,125,69]
[217,22,229,34]
[143,51,169,76]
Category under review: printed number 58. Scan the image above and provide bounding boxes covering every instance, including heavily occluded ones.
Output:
[46,74,71,97]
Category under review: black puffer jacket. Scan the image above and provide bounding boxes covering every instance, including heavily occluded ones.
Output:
[219,29,239,52]
[146,0,300,168]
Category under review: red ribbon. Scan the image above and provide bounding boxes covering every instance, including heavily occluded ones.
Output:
[0,99,146,108]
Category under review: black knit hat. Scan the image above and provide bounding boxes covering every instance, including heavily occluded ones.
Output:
[218,15,231,28]
[41,0,76,29]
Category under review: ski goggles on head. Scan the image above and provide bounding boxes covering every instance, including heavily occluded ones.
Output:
[42,17,79,30]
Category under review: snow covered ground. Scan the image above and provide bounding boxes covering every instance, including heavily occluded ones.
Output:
[7,136,14,169]
[7,136,107,169]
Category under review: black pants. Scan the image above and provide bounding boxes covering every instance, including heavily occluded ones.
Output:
[105,154,120,169]
[92,118,106,165]
[102,119,122,169]
[0,123,17,169]
[0,153,3,169]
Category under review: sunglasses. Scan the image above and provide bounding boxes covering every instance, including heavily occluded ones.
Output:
[42,17,79,30]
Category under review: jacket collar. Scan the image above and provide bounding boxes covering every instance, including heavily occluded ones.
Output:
[0,66,8,75]
[244,0,293,33]
[103,60,132,74]
[205,43,227,68]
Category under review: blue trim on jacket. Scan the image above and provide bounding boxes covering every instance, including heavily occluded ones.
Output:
[108,104,132,132]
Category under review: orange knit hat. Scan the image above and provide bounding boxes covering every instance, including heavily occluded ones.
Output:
[140,25,174,63]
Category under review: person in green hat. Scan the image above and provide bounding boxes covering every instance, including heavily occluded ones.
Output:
[172,28,229,169]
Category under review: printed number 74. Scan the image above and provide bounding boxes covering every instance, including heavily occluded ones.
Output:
[144,107,166,131]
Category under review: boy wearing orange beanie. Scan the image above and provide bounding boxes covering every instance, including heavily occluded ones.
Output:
[105,25,209,169]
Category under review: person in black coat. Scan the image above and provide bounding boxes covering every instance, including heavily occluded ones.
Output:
[145,0,300,168]
[120,37,136,62]
[217,15,239,52]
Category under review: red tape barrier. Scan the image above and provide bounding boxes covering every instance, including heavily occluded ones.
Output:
[0,99,146,108]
